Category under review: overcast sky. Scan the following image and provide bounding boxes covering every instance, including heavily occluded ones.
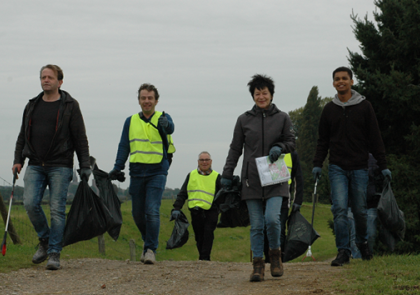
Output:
[0,0,377,190]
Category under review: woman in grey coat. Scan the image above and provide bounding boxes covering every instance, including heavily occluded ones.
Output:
[221,74,295,282]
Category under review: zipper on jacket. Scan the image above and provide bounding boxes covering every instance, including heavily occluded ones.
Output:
[261,110,265,200]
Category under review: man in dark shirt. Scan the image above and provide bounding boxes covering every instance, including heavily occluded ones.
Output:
[312,66,391,266]
[12,64,91,270]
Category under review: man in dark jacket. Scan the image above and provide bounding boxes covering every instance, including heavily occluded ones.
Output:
[312,66,391,266]
[171,151,221,261]
[12,64,91,270]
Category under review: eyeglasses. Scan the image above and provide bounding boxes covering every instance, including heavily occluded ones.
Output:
[198,159,211,162]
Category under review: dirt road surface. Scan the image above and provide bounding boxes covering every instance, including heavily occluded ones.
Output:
[0,258,344,295]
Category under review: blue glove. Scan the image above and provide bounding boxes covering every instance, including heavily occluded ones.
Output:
[171,210,181,220]
[221,177,232,190]
[80,168,91,181]
[158,114,169,130]
[312,167,322,181]
[268,146,282,163]
[292,203,301,213]
[382,169,392,181]
[109,169,120,181]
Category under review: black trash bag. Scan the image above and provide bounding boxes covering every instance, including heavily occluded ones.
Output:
[282,210,320,262]
[377,179,405,238]
[166,210,189,249]
[92,166,123,241]
[63,179,110,246]
[214,176,249,228]
[378,223,397,252]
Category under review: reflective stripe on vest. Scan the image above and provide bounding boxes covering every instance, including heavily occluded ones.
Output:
[187,169,219,210]
[129,112,164,164]
[284,153,293,185]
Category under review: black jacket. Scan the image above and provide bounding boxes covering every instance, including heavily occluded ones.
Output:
[13,90,90,169]
[313,99,387,170]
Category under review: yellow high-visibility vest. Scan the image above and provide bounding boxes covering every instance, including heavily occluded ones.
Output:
[129,111,175,163]
[187,169,219,210]
[284,153,293,185]
[168,134,176,154]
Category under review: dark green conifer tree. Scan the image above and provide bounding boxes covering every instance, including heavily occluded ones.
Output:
[349,0,420,253]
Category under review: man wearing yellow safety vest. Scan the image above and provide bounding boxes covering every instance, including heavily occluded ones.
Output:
[171,151,221,261]
[264,151,304,262]
[109,83,175,265]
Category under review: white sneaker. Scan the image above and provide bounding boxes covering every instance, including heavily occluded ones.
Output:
[144,249,156,264]
[140,251,145,263]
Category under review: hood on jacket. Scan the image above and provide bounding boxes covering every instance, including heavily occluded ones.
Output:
[332,89,365,108]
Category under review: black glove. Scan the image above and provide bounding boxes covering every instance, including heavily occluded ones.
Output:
[171,210,181,220]
[312,167,322,181]
[80,168,91,181]
[109,170,125,182]
[158,114,169,130]
[221,177,232,190]
[269,146,282,163]
[292,203,301,213]
[109,169,120,180]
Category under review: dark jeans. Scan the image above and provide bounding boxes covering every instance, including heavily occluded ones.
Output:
[23,166,72,253]
[129,174,166,252]
[190,208,219,261]
[329,164,369,254]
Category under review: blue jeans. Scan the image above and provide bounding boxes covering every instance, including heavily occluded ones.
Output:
[366,208,378,253]
[349,208,378,257]
[129,174,166,253]
[348,208,362,259]
[329,164,368,254]
[246,196,283,259]
[23,165,73,253]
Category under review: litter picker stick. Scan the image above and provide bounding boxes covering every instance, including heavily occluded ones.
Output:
[1,168,18,256]
[303,177,319,261]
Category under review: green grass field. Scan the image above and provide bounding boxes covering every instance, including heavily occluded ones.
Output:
[0,200,335,272]
[1,199,419,294]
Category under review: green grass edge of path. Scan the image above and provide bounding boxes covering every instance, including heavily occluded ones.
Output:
[1,200,419,294]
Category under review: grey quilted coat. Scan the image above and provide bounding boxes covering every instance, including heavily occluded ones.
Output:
[222,104,295,201]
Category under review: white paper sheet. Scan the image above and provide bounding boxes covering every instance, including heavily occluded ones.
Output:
[255,155,291,187]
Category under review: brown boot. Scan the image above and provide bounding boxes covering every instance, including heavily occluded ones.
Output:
[269,248,284,277]
[250,257,265,282]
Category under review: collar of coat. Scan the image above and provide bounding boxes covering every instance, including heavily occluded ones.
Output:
[30,89,74,104]
[247,103,280,116]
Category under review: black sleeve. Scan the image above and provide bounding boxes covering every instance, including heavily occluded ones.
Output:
[14,105,29,166]
[173,173,190,210]
[215,174,222,194]
[291,151,304,206]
